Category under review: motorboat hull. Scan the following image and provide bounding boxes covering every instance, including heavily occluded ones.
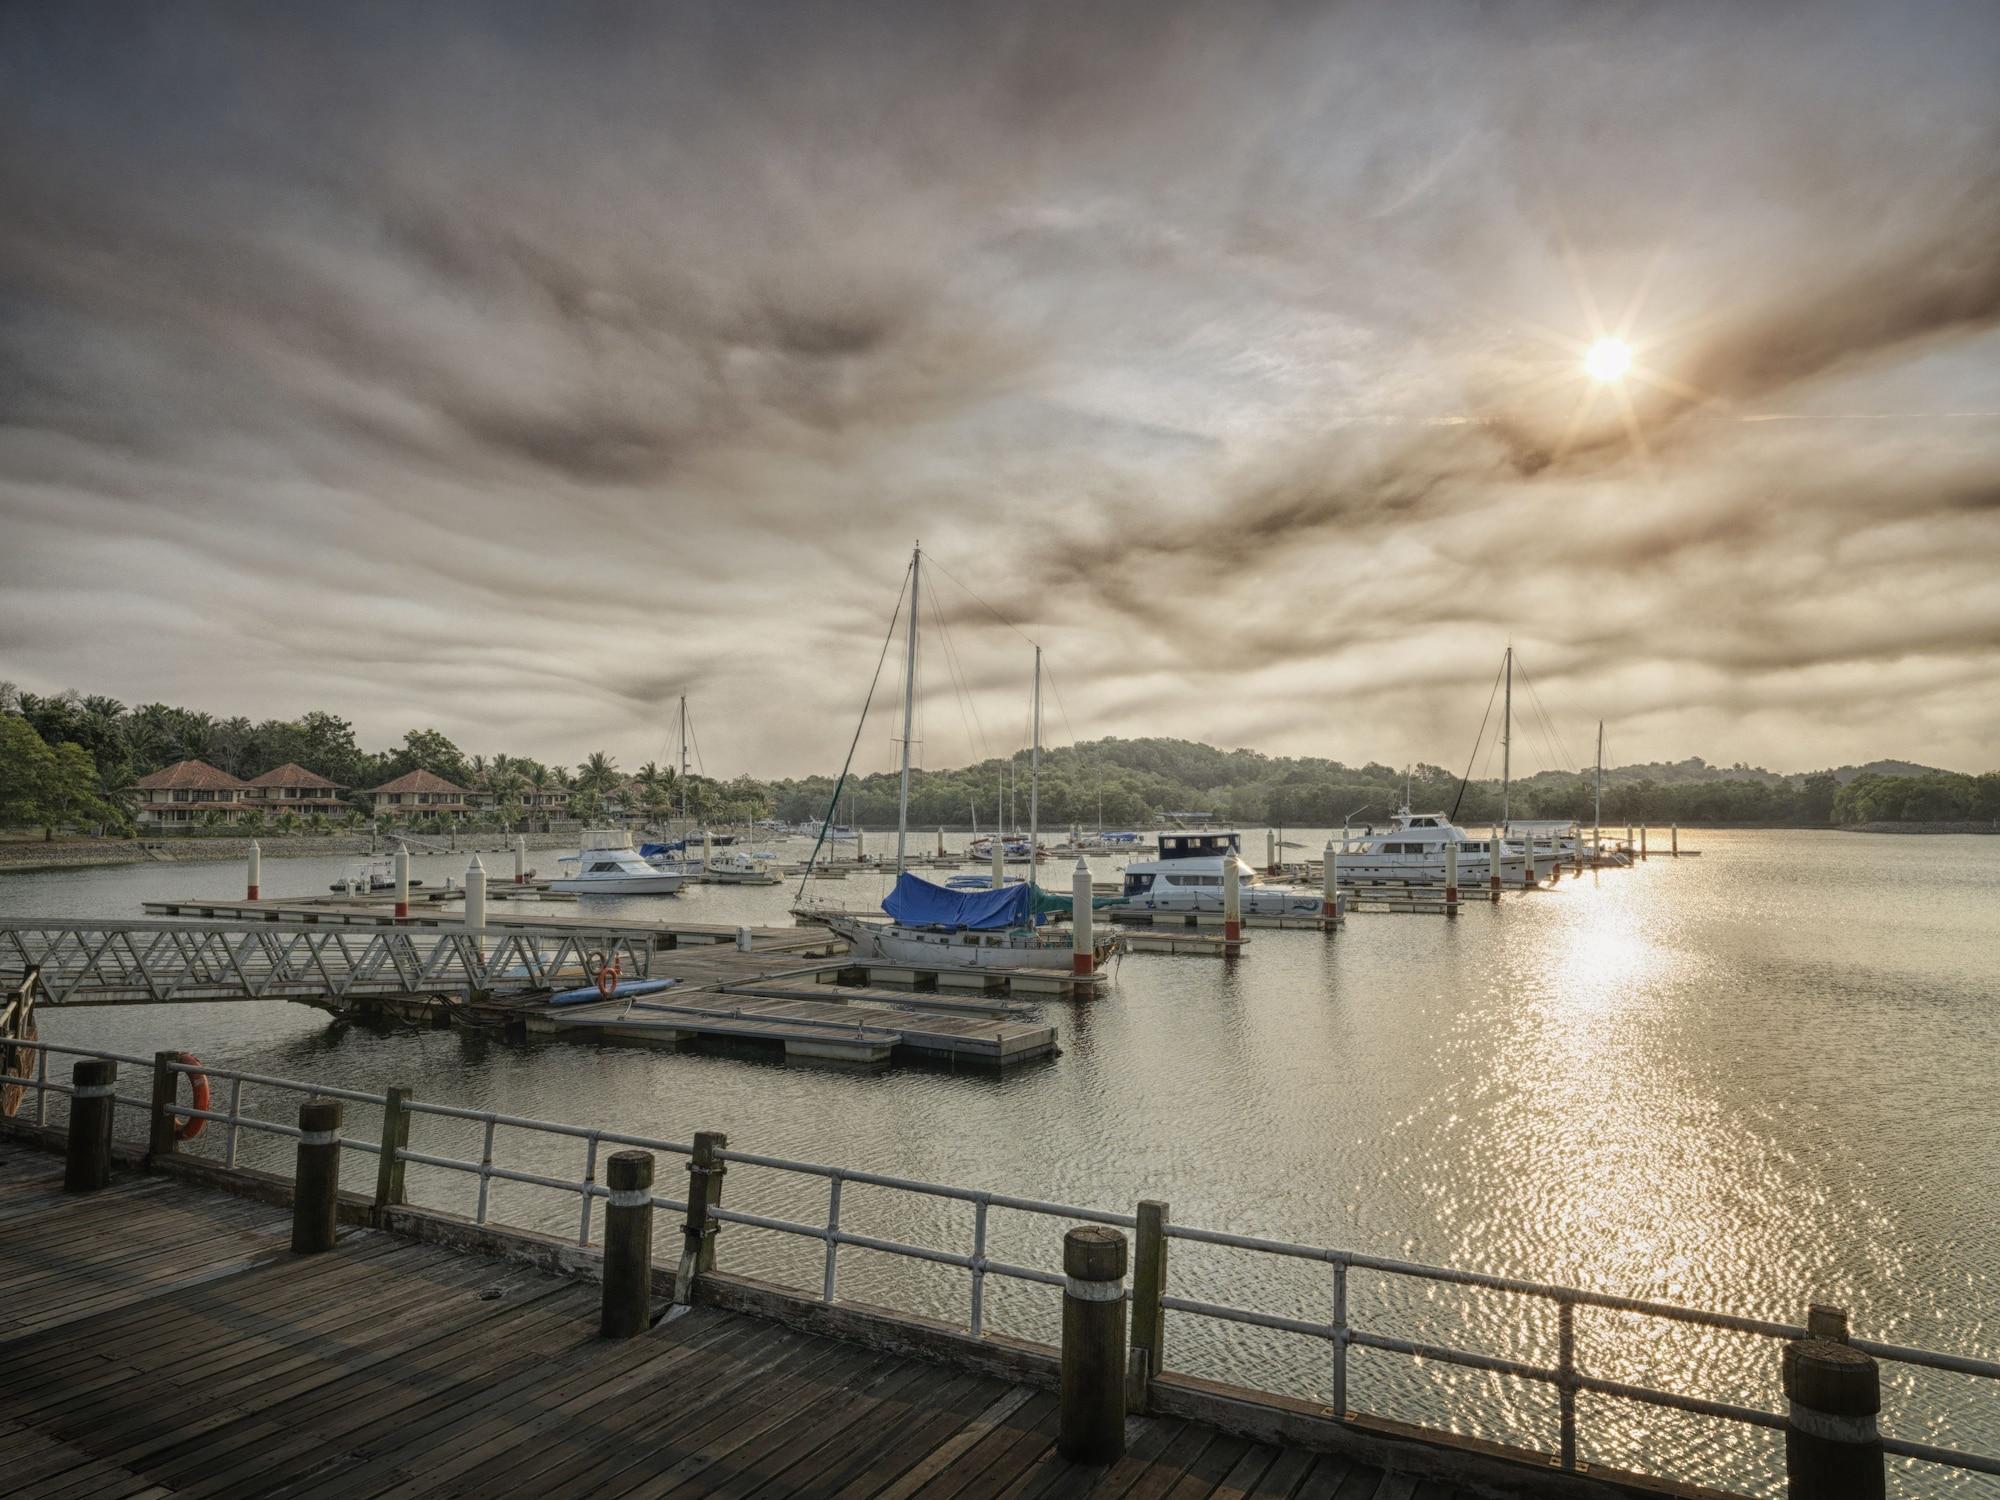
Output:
[546,873,685,894]
[819,912,1113,971]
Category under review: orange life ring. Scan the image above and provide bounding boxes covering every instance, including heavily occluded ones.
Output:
[172,1051,210,1141]
[596,964,621,1000]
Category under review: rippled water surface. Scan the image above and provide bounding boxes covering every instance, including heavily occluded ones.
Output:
[6,830,1996,1494]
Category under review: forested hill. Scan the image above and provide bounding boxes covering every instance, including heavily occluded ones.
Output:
[3,682,1992,833]
[765,738,1996,829]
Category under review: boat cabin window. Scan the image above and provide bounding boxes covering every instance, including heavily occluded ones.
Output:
[1123,873,1153,896]
[1159,833,1241,860]
[589,861,621,873]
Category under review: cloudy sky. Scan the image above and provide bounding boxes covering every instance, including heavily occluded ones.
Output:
[3,2,1996,779]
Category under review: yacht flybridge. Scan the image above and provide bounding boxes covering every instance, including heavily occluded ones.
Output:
[1112,831,1328,918]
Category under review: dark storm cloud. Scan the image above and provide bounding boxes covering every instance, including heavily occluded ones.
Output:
[2,0,1997,775]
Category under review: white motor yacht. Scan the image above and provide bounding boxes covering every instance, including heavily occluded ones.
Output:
[1337,809,1537,883]
[1112,831,1328,917]
[548,830,685,895]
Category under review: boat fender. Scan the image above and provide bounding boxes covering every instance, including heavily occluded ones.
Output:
[596,964,621,1000]
[172,1051,211,1141]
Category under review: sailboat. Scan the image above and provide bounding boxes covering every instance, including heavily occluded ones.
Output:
[810,546,1120,972]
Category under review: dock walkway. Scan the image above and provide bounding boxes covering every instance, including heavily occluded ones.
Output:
[0,1149,1465,1500]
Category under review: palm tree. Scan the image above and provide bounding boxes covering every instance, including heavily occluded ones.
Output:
[201,809,224,831]
[576,752,619,797]
[240,809,266,835]
[97,761,141,833]
[340,811,365,832]
[636,761,662,794]
[306,812,329,835]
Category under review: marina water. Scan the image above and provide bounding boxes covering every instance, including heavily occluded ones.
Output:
[5,829,1995,1495]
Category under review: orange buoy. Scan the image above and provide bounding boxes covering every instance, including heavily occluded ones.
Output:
[596,964,621,1000]
[172,1051,210,1140]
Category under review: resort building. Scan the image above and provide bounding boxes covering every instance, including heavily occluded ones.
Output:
[134,760,250,826]
[367,769,483,820]
[241,763,349,818]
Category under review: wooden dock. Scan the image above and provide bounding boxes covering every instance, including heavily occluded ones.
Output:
[0,1148,1474,1500]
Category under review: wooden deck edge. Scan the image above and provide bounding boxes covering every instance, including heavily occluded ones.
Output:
[1144,1373,1747,1500]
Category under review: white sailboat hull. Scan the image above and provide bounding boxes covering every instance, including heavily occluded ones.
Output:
[820,913,1107,971]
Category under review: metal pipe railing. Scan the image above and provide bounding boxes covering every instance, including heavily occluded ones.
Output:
[3,1032,1995,1483]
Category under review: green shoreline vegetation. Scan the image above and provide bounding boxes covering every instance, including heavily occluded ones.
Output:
[1,685,1994,840]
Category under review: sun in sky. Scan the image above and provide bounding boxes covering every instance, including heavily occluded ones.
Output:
[1584,337,1632,382]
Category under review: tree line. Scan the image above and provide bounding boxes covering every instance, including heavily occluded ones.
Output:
[2,684,1993,838]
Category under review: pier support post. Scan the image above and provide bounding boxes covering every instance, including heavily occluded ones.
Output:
[291,1097,342,1255]
[1072,859,1096,977]
[735,926,752,953]
[147,1050,181,1163]
[1641,825,1649,860]
[991,836,1005,890]
[1126,1201,1168,1411]
[1626,823,1634,860]
[514,834,526,885]
[855,827,864,862]
[1783,1305,1883,1499]
[374,1086,411,1212]
[1523,832,1539,890]
[601,1149,655,1338]
[1489,826,1502,903]
[1222,851,1242,948]
[462,855,486,932]
[1572,827,1583,876]
[674,1129,727,1304]
[938,826,946,858]
[1322,841,1339,920]
[1672,822,1680,857]
[64,1059,117,1193]
[1443,840,1459,913]
[1265,829,1277,874]
[246,839,261,902]
[1059,1225,1129,1463]
[393,845,410,922]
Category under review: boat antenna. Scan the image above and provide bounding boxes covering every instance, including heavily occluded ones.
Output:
[1028,644,1041,883]
[794,555,914,903]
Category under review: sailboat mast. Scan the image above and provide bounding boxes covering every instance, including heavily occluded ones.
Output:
[1029,645,1042,863]
[1593,719,1604,857]
[1501,646,1513,829]
[678,695,688,824]
[895,545,921,875]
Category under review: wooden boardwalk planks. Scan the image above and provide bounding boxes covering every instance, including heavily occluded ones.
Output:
[0,1153,1472,1500]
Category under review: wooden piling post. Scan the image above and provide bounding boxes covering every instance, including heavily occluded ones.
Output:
[246,839,261,902]
[1126,1201,1168,1410]
[514,834,527,886]
[1322,840,1339,919]
[1488,825,1502,902]
[1522,831,1539,889]
[1641,825,1649,860]
[1783,1304,1883,1499]
[601,1149,655,1338]
[64,1059,117,1193]
[991,834,1005,890]
[1443,839,1459,913]
[1672,822,1680,857]
[1059,1225,1129,1463]
[147,1050,181,1162]
[462,854,487,931]
[1265,829,1277,873]
[1222,852,1242,947]
[373,1086,412,1211]
[674,1129,727,1303]
[291,1097,342,1255]
[393,845,411,921]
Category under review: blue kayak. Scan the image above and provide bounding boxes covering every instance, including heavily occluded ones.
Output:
[547,977,678,1007]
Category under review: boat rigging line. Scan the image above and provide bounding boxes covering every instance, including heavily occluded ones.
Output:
[1448,659,1506,824]
[793,555,913,903]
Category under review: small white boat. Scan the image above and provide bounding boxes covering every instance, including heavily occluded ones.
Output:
[697,848,781,884]
[548,830,685,895]
[1112,831,1327,917]
[330,858,426,894]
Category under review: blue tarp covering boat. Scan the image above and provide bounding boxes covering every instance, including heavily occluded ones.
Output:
[639,841,686,858]
[881,872,1033,930]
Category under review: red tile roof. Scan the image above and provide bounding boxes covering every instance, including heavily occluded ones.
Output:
[244,762,342,790]
[369,769,469,795]
[134,759,247,792]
